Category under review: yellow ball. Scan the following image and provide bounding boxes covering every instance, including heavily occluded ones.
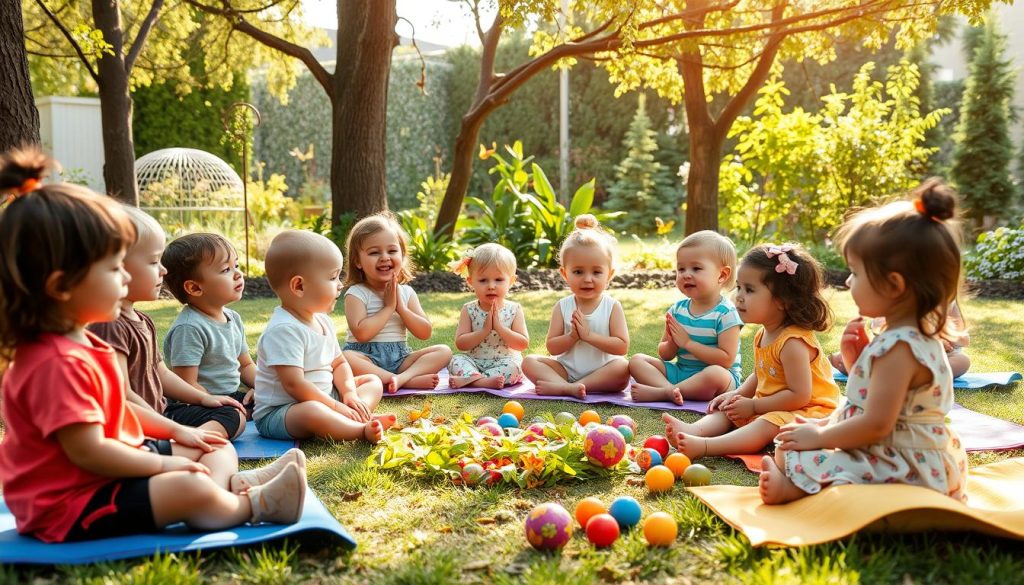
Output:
[645,465,675,493]
[501,400,525,422]
[579,410,601,426]
[664,453,691,478]
[643,512,678,546]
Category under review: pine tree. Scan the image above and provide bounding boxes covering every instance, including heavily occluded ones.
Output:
[951,16,1016,229]
[604,95,679,235]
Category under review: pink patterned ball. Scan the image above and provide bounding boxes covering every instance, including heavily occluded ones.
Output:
[606,414,637,433]
[525,503,573,550]
[584,425,627,468]
[478,422,504,436]
[524,423,548,443]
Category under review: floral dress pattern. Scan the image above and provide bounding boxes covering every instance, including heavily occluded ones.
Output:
[783,327,968,501]
[448,301,523,385]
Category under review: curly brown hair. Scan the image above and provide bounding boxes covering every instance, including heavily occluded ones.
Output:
[0,148,135,367]
[741,243,833,332]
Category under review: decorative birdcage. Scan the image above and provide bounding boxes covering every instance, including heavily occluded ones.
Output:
[135,148,244,223]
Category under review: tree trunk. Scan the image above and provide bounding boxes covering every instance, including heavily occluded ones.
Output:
[684,119,724,235]
[330,0,396,224]
[435,112,486,238]
[0,0,40,151]
[93,0,138,204]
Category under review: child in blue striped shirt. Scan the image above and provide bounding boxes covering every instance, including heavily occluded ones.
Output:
[629,231,742,405]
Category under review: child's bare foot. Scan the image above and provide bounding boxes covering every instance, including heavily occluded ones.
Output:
[535,379,586,398]
[630,382,673,402]
[662,413,698,448]
[383,376,399,394]
[674,432,708,460]
[363,419,384,443]
[670,388,684,405]
[406,374,440,389]
[373,413,397,430]
[758,455,805,504]
[469,374,505,389]
[450,374,483,389]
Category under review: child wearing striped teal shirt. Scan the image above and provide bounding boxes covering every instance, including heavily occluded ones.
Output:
[629,231,742,405]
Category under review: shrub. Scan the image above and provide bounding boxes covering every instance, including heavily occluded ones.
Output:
[966,225,1024,282]
[397,210,461,273]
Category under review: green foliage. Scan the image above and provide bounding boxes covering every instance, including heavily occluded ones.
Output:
[951,16,1017,226]
[227,544,298,585]
[397,210,461,273]
[621,233,678,271]
[246,163,297,232]
[720,60,947,244]
[603,95,681,235]
[460,142,623,268]
[965,224,1024,282]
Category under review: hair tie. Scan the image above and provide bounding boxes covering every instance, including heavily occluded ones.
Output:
[449,256,472,276]
[765,244,798,275]
[914,197,941,222]
[2,178,40,205]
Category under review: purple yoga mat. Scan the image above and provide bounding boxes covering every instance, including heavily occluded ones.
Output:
[383,374,1024,452]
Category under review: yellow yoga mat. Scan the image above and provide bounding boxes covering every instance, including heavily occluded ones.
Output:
[688,457,1024,547]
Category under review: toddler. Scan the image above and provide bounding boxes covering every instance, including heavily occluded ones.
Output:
[760,179,969,504]
[448,243,529,389]
[162,233,258,419]
[88,210,246,439]
[342,213,452,392]
[629,231,742,404]
[254,230,393,442]
[663,243,840,460]
[0,149,305,543]
[522,215,630,398]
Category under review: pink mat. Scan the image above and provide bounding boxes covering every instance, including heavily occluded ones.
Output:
[382,374,1024,453]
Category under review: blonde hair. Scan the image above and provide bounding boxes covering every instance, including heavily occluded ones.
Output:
[677,230,738,289]
[558,214,617,267]
[122,205,164,245]
[451,243,517,279]
[343,212,414,287]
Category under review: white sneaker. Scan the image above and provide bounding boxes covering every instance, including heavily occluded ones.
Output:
[247,462,307,525]
[231,448,307,494]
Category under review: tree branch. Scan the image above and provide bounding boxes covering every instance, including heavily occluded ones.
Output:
[33,0,99,82]
[715,3,787,133]
[125,0,165,73]
[474,11,504,105]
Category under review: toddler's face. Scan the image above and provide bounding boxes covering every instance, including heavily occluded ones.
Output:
[124,228,167,303]
[560,246,613,301]
[845,252,888,319]
[675,246,728,302]
[356,229,404,286]
[193,246,244,306]
[300,248,345,313]
[468,264,513,309]
[734,263,778,326]
[61,248,130,326]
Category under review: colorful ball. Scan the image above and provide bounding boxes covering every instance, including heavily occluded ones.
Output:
[643,435,671,459]
[585,513,620,548]
[664,453,691,478]
[579,409,601,426]
[645,465,675,493]
[574,497,607,528]
[608,496,643,530]
[502,400,525,421]
[636,448,663,471]
[606,414,637,433]
[617,425,635,442]
[682,463,712,486]
[524,423,548,443]
[525,503,573,551]
[477,416,498,426]
[584,425,627,467]
[555,411,577,426]
[478,422,504,436]
[498,413,520,429]
[643,512,678,546]
[461,463,486,486]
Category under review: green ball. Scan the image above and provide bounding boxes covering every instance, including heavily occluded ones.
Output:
[555,411,576,426]
[682,463,712,486]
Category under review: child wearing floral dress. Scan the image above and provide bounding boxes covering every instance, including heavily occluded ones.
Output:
[663,243,840,460]
[447,244,529,389]
[760,179,969,504]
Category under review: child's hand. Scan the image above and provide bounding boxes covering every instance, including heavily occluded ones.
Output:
[242,389,254,406]
[572,310,591,341]
[384,275,399,311]
[333,400,360,421]
[722,396,756,422]
[159,455,211,475]
[666,313,690,349]
[484,304,495,332]
[775,421,825,451]
[342,393,371,422]
[200,393,247,417]
[170,425,228,453]
[839,317,869,369]
[708,390,737,413]
[490,300,504,331]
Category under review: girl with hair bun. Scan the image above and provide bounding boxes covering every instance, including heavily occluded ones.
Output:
[759,178,969,505]
[522,214,630,397]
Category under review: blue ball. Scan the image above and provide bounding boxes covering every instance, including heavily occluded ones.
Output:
[617,424,635,442]
[497,412,520,429]
[608,496,643,530]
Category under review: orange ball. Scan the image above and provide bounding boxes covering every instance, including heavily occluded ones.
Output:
[664,453,691,478]
[579,410,601,426]
[574,497,607,528]
[643,512,678,546]
[645,465,675,493]
[501,400,525,422]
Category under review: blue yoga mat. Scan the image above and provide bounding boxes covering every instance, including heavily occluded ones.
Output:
[234,421,299,460]
[0,486,355,565]
[832,369,1022,389]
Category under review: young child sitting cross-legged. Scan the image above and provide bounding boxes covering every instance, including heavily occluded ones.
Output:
[161,233,257,421]
[253,229,395,443]
[88,209,247,440]
[628,231,743,405]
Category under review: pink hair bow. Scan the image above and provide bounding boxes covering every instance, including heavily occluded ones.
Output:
[449,256,472,276]
[766,244,798,275]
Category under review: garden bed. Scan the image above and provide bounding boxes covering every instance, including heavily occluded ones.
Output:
[235,270,1024,300]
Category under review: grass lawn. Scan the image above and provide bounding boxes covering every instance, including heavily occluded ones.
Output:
[7,288,1024,584]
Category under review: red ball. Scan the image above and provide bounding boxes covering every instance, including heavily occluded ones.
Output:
[643,435,671,459]
[585,513,620,548]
